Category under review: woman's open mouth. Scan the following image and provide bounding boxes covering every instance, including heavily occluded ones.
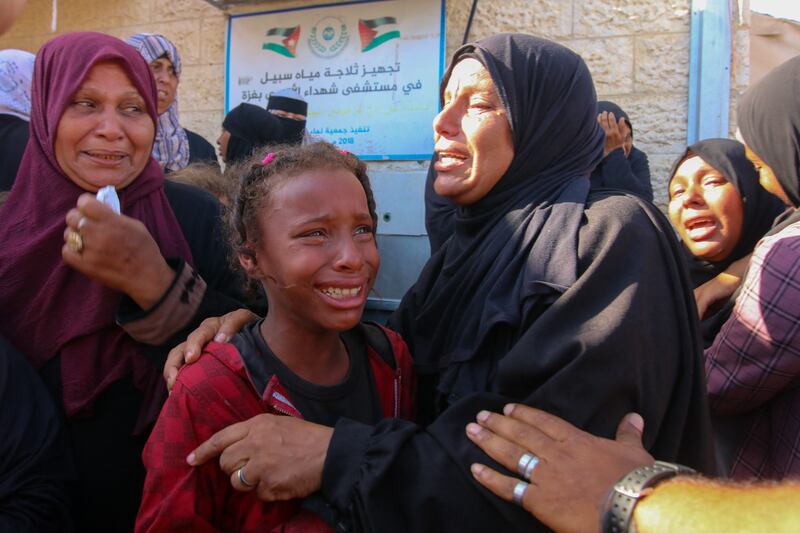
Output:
[435,150,469,172]
[684,217,717,241]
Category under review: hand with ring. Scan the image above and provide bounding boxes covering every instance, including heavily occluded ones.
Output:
[466,404,653,533]
[187,413,333,501]
[62,193,176,310]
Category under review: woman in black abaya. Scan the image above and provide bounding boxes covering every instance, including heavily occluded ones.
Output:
[667,139,785,348]
[179,34,714,532]
[591,100,653,200]
[217,102,305,164]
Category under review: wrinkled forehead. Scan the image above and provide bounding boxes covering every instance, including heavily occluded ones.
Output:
[76,59,142,95]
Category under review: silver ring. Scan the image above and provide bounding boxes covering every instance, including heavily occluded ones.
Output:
[512,480,529,506]
[523,454,539,481]
[237,466,255,487]
[517,452,536,477]
[77,216,88,231]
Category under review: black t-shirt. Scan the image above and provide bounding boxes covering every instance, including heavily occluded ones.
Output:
[233,320,382,426]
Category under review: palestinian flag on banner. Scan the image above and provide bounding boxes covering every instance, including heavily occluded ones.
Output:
[263,26,300,58]
[358,17,400,52]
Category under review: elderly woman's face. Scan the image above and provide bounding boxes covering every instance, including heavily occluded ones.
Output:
[55,61,155,192]
[149,56,178,115]
[668,155,744,262]
[433,58,513,205]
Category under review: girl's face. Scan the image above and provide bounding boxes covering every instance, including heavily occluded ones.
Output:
[247,167,379,333]
[668,155,744,262]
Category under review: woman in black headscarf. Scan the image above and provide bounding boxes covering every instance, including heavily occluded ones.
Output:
[179,34,714,531]
[667,138,785,347]
[590,100,653,200]
[217,102,305,164]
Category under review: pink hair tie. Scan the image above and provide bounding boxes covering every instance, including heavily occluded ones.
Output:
[340,149,349,155]
[262,152,275,165]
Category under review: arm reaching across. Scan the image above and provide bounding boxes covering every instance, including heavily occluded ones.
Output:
[163,308,258,390]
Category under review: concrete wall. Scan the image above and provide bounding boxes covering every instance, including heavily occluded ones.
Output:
[0,0,749,206]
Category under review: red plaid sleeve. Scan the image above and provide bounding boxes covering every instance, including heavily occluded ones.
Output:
[136,347,306,532]
[136,375,233,532]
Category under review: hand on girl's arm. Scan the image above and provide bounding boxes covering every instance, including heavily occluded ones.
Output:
[187,414,333,501]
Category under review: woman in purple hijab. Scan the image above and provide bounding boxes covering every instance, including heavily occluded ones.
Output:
[0,32,244,531]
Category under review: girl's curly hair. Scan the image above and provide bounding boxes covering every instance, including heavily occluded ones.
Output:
[227,141,378,295]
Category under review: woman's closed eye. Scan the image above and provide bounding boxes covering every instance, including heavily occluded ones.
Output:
[702,175,726,188]
[469,97,493,110]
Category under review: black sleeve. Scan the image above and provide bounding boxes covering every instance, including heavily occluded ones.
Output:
[0,118,30,191]
[163,181,244,298]
[0,336,74,532]
[320,195,713,532]
[116,181,261,349]
[185,129,221,172]
[593,148,652,201]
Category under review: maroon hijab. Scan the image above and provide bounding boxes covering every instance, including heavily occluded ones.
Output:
[0,32,192,419]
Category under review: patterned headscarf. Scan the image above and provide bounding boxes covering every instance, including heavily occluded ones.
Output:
[126,33,190,172]
[0,49,35,120]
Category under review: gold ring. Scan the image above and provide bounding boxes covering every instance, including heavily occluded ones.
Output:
[66,229,83,254]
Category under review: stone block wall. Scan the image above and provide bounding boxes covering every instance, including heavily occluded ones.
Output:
[0,0,228,150]
[0,0,749,207]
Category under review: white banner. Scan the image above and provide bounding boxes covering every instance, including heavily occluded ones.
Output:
[226,0,445,160]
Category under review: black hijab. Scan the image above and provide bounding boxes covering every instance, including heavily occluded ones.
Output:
[424,153,458,253]
[669,139,785,348]
[390,33,604,382]
[669,139,785,288]
[222,102,306,163]
[738,55,800,209]
[387,35,713,478]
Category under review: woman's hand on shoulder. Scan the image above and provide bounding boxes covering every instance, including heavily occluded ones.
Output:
[694,255,750,319]
[62,193,174,309]
[164,308,259,391]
